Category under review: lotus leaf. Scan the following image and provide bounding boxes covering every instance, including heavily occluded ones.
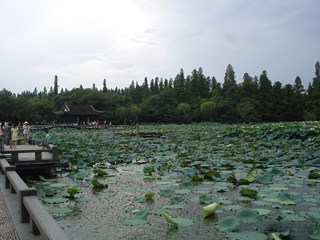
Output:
[48,207,74,215]
[227,231,267,240]
[91,179,108,188]
[235,209,259,222]
[308,172,320,179]
[240,188,258,198]
[43,197,69,204]
[217,216,241,232]
[309,227,320,240]
[276,192,296,205]
[41,188,57,197]
[162,211,178,226]
[49,182,68,188]
[93,169,108,176]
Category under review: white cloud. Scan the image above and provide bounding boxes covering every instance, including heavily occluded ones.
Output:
[0,0,319,93]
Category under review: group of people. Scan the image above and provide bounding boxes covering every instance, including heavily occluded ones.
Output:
[0,121,30,150]
[0,121,50,150]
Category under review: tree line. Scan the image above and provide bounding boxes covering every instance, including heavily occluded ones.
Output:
[1,61,320,124]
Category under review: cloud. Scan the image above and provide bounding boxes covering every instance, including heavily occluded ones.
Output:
[0,0,319,93]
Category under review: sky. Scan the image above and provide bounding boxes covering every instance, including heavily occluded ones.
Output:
[0,0,319,94]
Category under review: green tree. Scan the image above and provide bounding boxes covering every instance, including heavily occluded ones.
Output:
[292,76,305,120]
[53,75,59,95]
[271,81,285,121]
[177,102,191,123]
[258,71,273,121]
[237,98,260,122]
[127,104,141,124]
[304,61,320,120]
[173,68,187,103]
[103,79,107,93]
[116,106,126,124]
[200,101,216,121]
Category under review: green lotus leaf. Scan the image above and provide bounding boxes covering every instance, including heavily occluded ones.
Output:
[143,165,155,175]
[204,171,220,180]
[256,168,283,183]
[240,188,258,198]
[131,208,151,220]
[175,188,191,194]
[244,169,259,182]
[235,209,259,222]
[174,217,194,227]
[163,204,184,209]
[93,169,108,176]
[254,208,271,216]
[179,181,193,188]
[43,197,69,204]
[217,216,241,232]
[309,227,320,240]
[162,211,178,226]
[170,196,183,204]
[91,179,108,188]
[159,188,175,197]
[68,171,90,180]
[192,175,204,182]
[145,192,154,198]
[49,182,68,188]
[277,192,296,205]
[48,207,74,214]
[123,218,148,226]
[271,230,294,239]
[41,188,57,197]
[199,195,213,204]
[227,231,267,240]
[308,172,320,179]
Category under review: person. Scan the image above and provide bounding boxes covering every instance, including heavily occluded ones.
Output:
[23,121,30,144]
[5,122,12,148]
[0,122,5,151]
[11,123,19,149]
[39,130,51,149]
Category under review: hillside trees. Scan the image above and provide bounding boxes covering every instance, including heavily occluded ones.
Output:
[304,61,320,120]
[1,61,320,124]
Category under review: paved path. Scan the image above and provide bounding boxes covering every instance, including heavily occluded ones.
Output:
[0,184,19,240]
[0,144,44,240]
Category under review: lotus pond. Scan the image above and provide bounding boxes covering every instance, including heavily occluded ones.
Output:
[29,122,320,240]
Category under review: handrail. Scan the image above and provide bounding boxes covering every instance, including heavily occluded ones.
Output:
[0,158,70,239]
[2,146,59,161]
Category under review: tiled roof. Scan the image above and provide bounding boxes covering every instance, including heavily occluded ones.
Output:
[54,105,104,116]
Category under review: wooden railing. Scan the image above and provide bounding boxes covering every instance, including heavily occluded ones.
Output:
[0,158,70,240]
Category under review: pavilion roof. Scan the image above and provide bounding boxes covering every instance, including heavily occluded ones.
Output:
[54,105,104,116]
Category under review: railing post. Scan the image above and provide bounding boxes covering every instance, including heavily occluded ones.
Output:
[5,165,16,189]
[52,146,59,161]
[31,219,41,235]
[35,151,42,161]
[20,188,37,223]
[12,152,19,161]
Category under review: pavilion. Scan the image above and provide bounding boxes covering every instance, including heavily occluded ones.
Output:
[53,105,104,124]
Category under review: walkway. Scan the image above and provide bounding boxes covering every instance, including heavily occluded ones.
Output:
[0,144,45,240]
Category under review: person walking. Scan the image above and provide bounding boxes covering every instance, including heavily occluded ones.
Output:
[5,122,12,148]
[23,121,30,144]
[0,122,5,151]
[11,123,19,149]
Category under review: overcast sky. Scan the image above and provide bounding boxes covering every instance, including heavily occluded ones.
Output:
[1,0,319,94]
